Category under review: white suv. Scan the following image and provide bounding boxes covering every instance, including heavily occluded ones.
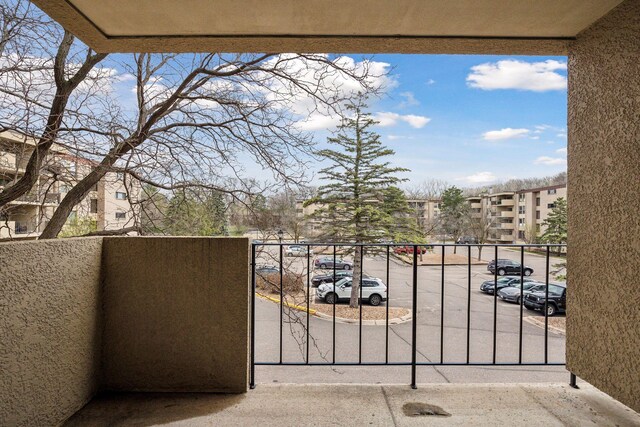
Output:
[317,277,387,306]
[285,245,313,257]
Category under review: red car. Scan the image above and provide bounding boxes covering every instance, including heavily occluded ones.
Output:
[393,245,428,255]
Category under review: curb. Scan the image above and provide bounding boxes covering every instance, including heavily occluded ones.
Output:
[256,292,411,325]
[313,310,412,326]
[524,316,566,336]
[256,292,317,315]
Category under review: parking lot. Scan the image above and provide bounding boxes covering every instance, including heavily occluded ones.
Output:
[254,244,568,385]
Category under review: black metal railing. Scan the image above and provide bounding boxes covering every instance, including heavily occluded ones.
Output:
[250,243,571,389]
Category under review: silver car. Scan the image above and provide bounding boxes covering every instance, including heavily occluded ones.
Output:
[498,282,546,304]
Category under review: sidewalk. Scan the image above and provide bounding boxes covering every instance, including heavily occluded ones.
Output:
[66,383,639,426]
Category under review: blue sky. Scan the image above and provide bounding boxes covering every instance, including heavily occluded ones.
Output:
[102,53,567,189]
[317,54,568,187]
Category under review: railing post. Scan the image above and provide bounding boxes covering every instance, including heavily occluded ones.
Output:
[411,245,418,389]
[570,372,579,389]
[250,243,256,389]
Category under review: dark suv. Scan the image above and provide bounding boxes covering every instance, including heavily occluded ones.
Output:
[487,259,533,276]
[524,283,567,316]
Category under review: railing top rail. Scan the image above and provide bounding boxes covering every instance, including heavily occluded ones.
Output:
[252,242,567,247]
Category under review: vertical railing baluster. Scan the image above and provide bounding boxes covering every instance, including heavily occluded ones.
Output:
[519,246,524,364]
[333,245,336,364]
[493,245,498,364]
[279,243,283,365]
[250,243,256,389]
[386,245,390,364]
[440,244,445,364]
[306,244,310,364]
[466,245,471,364]
[545,245,550,364]
[411,245,418,389]
[359,245,363,365]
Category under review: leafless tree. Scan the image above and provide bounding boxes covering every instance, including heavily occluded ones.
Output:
[0,2,388,239]
[405,178,448,200]
[467,208,492,260]
[0,0,109,212]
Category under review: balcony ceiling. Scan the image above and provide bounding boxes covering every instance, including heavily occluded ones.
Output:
[33,0,623,53]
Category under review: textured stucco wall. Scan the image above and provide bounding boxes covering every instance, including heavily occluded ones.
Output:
[101,237,250,393]
[567,0,640,413]
[0,237,104,426]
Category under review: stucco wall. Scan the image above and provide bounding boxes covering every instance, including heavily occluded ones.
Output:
[101,237,250,393]
[0,237,104,426]
[567,0,640,413]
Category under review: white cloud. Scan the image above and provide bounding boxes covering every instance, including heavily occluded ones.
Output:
[398,91,419,108]
[467,59,567,92]
[534,156,566,166]
[556,147,567,155]
[402,114,430,128]
[461,172,498,184]
[482,128,530,141]
[426,79,436,85]
[296,114,342,131]
[374,112,430,129]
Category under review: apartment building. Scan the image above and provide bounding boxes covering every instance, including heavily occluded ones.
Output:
[0,131,140,240]
[467,184,567,244]
[406,198,441,234]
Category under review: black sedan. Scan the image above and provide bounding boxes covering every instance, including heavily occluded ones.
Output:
[314,256,353,270]
[480,277,538,294]
[487,259,534,276]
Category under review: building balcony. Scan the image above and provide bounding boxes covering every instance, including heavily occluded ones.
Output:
[500,210,515,217]
[498,199,515,206]
[1,237,638,425]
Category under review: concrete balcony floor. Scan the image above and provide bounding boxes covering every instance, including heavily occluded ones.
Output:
[66,383,639,426]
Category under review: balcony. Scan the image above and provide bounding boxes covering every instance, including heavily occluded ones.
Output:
[2,237,638,425]
[498,199,515,206]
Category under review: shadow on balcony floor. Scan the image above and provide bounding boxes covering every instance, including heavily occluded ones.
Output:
[65,383,639,426]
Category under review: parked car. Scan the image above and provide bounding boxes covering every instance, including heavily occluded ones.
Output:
[314,256,353,270]
[456,236,478,244]
[487,259,534,276]
[480,277,538,294]
[255,265,279,278]
[393,245,428,255]
[311,270,372,287]
[524,283,567,316]
[285,245,314,257]
[317,277,387,306]
[498,282,546,304]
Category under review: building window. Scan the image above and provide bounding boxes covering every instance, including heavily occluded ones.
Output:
[116,172,124,180]
[90,199,98,213]
[518,206,525,214]
[518,231,525,239]
[91,183,98,192]
[115,212,126,219]
[536,197,540,207]
[536,211,541,219]
[518,193,525,201]
[547,203,556,209]
[115,191,127,200]
[548,189,557,195]
[518,218,525,225]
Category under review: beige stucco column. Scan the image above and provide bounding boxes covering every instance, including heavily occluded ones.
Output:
[567,0,640,413]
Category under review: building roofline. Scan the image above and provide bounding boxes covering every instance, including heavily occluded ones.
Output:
[516,183,566,194]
